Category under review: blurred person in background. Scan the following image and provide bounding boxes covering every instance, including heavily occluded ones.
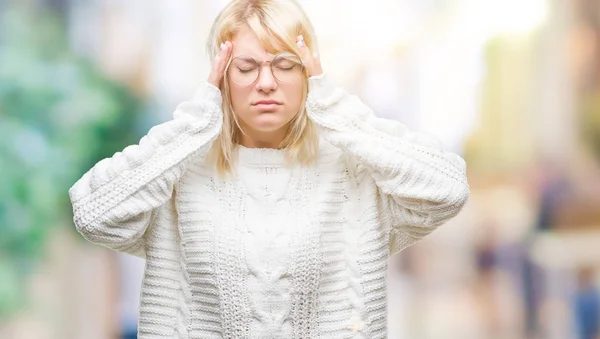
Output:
[68,0,469,337]
[573,267,600,339]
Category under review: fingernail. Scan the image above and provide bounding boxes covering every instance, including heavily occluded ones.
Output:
[220,43,225,51]
[298,34,304,41]
[297,40,305,48]
[313,51,319,58]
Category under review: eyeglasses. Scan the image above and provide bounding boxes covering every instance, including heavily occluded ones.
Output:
[226,52,304,86]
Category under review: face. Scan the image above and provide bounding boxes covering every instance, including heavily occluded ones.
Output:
[227,25,304,145]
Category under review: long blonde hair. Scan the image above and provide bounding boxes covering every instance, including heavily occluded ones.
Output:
[206,0,320,176]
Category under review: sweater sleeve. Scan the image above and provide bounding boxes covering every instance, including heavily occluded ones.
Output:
[306,74,469,253]
[68,82,223,257]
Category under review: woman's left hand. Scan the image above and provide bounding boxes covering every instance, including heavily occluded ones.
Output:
[296,35,323,77]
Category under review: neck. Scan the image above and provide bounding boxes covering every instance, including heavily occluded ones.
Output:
[239,126,288,149]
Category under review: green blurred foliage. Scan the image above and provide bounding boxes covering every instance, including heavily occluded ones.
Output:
[581,92,600,161]
[0,4,144,317]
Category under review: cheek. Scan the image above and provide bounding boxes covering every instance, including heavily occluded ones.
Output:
[282,84,304,111]
[229,84,251,112]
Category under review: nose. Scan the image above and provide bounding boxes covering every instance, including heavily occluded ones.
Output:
[256,64,277,92]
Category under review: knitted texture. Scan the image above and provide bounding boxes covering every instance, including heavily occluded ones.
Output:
[69,76,469,339]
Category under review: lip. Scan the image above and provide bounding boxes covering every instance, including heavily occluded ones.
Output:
[252,100,282,111]
[252,100,281,106]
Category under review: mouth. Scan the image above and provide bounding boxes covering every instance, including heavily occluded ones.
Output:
[252,100,282,111]
[253,100,282,105]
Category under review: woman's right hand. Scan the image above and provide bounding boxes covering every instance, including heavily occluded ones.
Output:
[208,41,233,88]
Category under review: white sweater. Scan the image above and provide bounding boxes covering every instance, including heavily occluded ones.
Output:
[69,75,469,339]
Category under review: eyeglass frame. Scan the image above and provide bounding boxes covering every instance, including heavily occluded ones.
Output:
[224,51,305,87]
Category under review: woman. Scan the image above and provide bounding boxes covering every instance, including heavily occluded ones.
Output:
[69,0,470,338]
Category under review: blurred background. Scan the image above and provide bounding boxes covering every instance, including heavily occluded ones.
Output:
[1,0,600,338]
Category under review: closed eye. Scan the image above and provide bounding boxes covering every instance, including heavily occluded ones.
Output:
[276,65,296,70]
[237,67,258,73]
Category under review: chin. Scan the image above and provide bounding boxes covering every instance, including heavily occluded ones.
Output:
[251,115,292,131]
[251,123,287,133]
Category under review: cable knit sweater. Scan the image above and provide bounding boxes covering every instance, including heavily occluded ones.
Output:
[69,74,469,339]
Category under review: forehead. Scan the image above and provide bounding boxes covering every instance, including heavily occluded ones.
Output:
[231,25,285,59]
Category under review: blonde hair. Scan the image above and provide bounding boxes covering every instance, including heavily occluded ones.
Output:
[206,0,320,176]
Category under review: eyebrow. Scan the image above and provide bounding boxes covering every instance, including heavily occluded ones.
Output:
[231,52,297,62]
[232,55,273,62]
[232,55,261,60]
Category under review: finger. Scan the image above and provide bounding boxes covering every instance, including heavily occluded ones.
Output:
[216,43,226,72]
[296,35,308,54]
[224,41,233,63]
[297,35,322,76]
[217,41,232,74]
[224,42,233,59]
[209,42,231,86]
[312,51,321,68]
[223,42,233,76]
[296,35,312,63]
[220,41,231,57]
[296,35,318,61]
[296,34,305,48]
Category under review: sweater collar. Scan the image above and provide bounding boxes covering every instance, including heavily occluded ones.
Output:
[236,144,287,167]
